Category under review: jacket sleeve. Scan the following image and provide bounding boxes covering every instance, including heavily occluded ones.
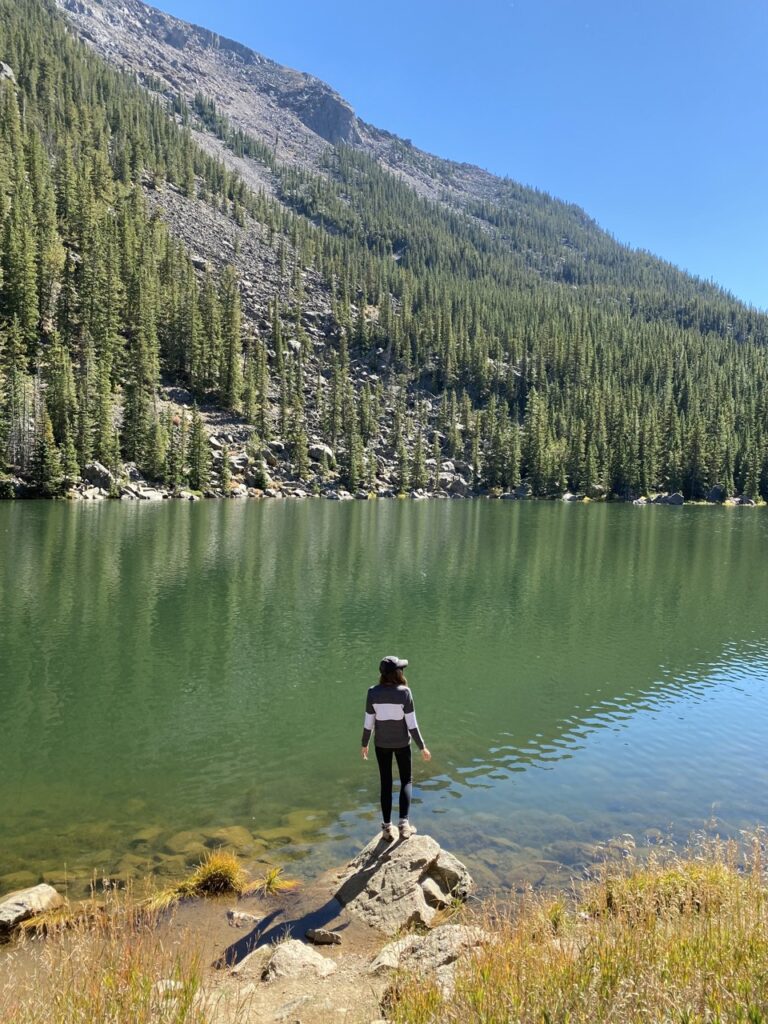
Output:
[361,689,375,747]
[403,689,425,749]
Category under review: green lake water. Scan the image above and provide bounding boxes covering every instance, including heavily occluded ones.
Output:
[2,500,768,896]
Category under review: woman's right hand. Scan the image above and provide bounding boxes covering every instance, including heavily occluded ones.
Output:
[422,747,432,761]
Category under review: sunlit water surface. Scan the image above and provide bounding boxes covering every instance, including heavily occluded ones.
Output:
[2,500,767,895]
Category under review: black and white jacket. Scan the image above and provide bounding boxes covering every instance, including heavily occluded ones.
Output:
[361,683,425,750]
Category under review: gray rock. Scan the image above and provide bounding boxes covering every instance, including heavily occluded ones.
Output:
[665,491,684,505]
[263,939,337,981]
[305,927,342,945]
[448,476,471,497]
[0,62,16,85]
[137,488,164,501]
[0,884,64,935]
[499,492,517,500]
[369,923,489,975]
[83,461,114,489]
[515,483,532,498]
[308,442,334,463]
[227,909,260,929]
[334,834,473,935]
[229,945,272,977]
[739,496,756,506]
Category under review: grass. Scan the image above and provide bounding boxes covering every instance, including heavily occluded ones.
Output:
[241,865,299,898]
[144,848,247,912]
[0,848,298,1023]
[144,850,299,912]
[387,832,768,1024]
[0,886,212,1024]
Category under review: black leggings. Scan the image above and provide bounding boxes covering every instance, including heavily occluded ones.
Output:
[375,745,412,823]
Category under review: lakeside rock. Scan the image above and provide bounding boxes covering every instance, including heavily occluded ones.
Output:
[262,938,337,980]
[334,833,474,935]
[0,884,64,936]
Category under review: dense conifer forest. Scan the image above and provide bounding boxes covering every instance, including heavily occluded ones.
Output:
[2,0,768,500]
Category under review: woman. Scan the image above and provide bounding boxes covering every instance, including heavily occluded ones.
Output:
[361,655,432,841]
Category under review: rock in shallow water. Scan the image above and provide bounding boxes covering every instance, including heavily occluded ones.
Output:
[333,834,473,935]
[0,884,64,935]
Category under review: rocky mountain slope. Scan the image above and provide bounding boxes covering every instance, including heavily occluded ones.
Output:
[2,0,768,503]
[57,0,511,207]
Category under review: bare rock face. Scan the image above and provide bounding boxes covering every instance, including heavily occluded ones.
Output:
[262,939,337,981]
[0,884,64,935]
[334,834,473,935]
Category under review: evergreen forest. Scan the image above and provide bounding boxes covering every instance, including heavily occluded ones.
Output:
[2,0,768,500]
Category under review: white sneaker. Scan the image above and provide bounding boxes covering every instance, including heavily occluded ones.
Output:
[399,820,417,840]
[381,823,398,842]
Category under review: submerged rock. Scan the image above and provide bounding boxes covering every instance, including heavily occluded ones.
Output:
[334,834,473,935]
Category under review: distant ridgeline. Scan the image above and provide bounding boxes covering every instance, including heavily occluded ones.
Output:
[1,0,768,499]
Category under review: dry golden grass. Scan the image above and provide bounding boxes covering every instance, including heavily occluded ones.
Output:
[0,887,217,1024]
[144,849,299,912]
[144,848,248,912]
[388,832,768,1024]
[241,865,299,898]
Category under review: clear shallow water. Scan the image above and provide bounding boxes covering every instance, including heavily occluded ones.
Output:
[1,500,767,895]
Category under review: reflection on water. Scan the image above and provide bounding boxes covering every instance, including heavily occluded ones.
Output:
[1,501,768,894]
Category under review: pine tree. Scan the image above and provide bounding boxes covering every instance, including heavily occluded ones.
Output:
[32,406,63,496]
[219,266,243,411]
[219,445,231,493]
[188,404,210,491]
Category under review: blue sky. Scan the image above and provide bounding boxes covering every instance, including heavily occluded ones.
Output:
[155,0,767,310]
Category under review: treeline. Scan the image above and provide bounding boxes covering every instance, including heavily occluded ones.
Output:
[2,0,768,500]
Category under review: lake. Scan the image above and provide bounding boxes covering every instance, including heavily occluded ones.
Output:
[2,499,767,896]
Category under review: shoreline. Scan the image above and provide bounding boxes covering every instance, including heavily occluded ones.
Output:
[0,483,764,506]
[2,828,766,1023]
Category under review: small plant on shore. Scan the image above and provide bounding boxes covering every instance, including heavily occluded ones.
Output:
[242,865,299,898]
[144,848,247,912]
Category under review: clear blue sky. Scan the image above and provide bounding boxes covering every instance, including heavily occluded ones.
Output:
[155,0,767,310]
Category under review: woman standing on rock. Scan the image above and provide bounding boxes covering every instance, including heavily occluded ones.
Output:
[361,655,431,841]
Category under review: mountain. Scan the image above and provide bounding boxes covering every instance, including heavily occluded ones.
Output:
[1,0,767,501]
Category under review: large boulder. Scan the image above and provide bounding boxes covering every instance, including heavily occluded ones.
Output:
[262,939,337,981]
[83,461,114,490]
[308,442,335,464]
[0,884,64,935]
[448,476,471,497]
[334,834,473,935]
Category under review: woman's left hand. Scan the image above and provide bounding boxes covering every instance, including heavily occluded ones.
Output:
[361,746,369,760]
[422,747,432,761]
